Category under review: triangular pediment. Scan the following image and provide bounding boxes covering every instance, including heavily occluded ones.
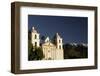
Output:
[42,42,55,47]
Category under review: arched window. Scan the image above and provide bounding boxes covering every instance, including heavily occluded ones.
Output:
[59,40,61,43]
[35,42,37,47]
[59,45,61,49]
[35,34,37,39]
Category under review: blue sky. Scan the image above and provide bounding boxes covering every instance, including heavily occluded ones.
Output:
[28,15,88,44]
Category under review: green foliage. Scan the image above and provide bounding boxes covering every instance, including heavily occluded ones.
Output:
[63,44,88,59]
[28,40,44,60]
[33,47,44,60]
[28,30,31,40]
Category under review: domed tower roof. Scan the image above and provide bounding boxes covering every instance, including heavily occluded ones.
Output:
[56,33,61,38]
[53,33,61,39]
[52,33,62,44]
[32,26,38,33]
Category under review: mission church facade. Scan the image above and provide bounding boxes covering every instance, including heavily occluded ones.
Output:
[31,27,64,60]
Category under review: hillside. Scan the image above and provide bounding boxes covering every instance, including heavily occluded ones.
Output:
[63,43,88,59]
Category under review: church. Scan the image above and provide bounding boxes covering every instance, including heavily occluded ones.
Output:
[31,27,64,60]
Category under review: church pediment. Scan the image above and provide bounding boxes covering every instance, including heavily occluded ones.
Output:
[42,42,55,47]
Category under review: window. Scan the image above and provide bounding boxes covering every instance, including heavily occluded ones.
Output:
[35,42,37,47]
[35,34,37,39]
[59,40,61,43]
[59,45,61,49]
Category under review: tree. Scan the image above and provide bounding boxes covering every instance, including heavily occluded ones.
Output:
[28,30,31,40]
[68,46,80,58]
[63,43,88,59]
[28,40,44,60]
[28,40,34,60]
[76,45,88,58]
[34,47,44,60]
[28,47,44,60]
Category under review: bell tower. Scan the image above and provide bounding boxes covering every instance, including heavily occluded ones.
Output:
[55,33,63,50]
[31,27,40,47]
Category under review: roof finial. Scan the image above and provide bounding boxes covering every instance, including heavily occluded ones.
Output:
[32,26,38,33]
[32,27,35,30]
[56,33,58,36]
[56,32,61,38]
